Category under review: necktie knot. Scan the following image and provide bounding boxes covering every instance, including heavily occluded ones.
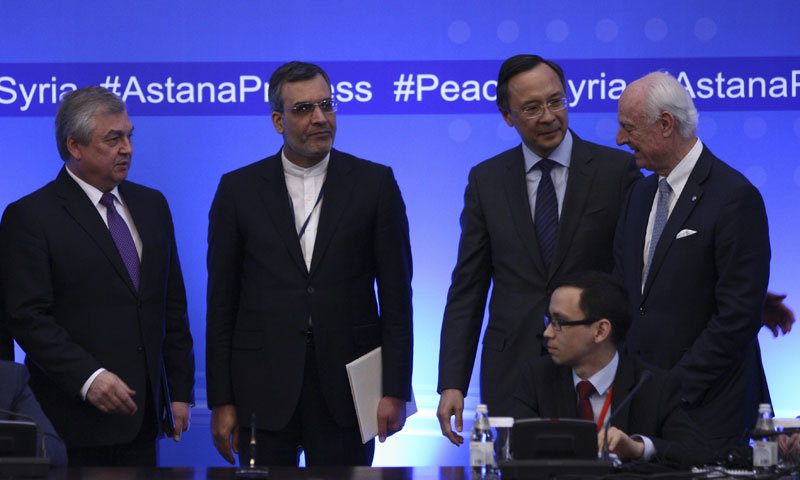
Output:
[658,178,671,195]
[537,158,557,174]
[100,192,116,209]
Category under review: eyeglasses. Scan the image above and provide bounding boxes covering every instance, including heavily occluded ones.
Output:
[282,99,338,116]
[544,314,598,332]
[509,97,568,119]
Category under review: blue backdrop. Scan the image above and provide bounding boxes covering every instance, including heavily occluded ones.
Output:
[2,0,798,467]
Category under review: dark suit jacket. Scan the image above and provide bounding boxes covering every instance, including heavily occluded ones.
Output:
[0,360,67,466]
[513,353,708,466]
[438,132,640,415]
[0,167,195,448]
[614,145,770,448]
[206,149,413,430]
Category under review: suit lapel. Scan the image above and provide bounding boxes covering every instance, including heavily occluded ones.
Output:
[503,147,547,275]
[255,154,308,274]
[309,150,355,278]
[609,353,635,431]
[642,147,710,298]
[54,167,137,295]
[551,133,594,279]
[632,175,658,293]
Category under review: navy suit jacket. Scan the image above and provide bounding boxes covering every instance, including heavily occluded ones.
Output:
[0,361,67,466]
[513,353,709,466]
[438,132,639,415]
[206,149,413,430]
[614,145,770,448]
[0,167,195,448]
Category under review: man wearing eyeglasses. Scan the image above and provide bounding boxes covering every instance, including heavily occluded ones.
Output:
[513,271,707,466]
[437,54,641,445]
[206,61,413,467]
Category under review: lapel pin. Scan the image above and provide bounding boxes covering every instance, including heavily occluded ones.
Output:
[691,195,697,202]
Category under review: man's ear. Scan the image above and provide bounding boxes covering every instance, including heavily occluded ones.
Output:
[594,318,612,343]
[66,136,83,160]
[659,110,675,138]
[271,111,285,134]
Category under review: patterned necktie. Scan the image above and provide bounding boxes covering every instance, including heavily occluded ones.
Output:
[643,178,671,285]
[534,159,559,272]
[100,192,140,290]
[576,380,596,422]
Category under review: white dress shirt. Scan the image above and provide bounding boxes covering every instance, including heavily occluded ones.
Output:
[523,129,573,221]
[281,150,329,271]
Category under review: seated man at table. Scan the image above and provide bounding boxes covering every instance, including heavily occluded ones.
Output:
[513,271,708,466]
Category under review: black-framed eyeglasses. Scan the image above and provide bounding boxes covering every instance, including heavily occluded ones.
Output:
[282,99,338,116]
[508,97,568,119]
[544,314,599,332]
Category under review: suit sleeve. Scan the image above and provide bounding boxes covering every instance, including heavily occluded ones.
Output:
[651,373,711,466]
[0,202,103,395]
[159,194,195,404]
[673,183,770,405]
[205,173,243,408]
[374,167,413,401]
[437,167,493,395]
[8,363,67,467]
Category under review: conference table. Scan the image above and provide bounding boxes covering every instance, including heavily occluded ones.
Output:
[43,466,472,479]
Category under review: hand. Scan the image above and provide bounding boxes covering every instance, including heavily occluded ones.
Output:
[86,370,137,415]
[171,401,191,442]
[778,432,800,462]
[436,389,465,446]
[377,396,406,442]
[211,404,239,465]
[763,292,795,337]
[599,426,644,459]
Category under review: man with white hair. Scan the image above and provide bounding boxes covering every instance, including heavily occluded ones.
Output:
[614,72,771,453]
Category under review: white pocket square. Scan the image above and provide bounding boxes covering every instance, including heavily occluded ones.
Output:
[676,229,697,239]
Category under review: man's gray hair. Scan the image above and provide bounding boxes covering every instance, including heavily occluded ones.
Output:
[55,86,126,161]
[642,72,698,139]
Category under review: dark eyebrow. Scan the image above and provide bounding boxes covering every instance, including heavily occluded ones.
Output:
[104,128,134,138]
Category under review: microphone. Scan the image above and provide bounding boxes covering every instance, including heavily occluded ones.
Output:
[601,370,652,461]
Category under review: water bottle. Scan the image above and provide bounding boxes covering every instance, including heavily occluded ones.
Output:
[470,404,497,478]
[752,403,778,471]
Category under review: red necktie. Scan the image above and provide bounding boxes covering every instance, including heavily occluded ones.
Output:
[576,380,596,421]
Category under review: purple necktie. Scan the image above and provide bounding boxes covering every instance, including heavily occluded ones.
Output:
[100,193,140,290]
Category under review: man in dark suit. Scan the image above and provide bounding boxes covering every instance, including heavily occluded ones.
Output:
[1,360,67,467]
[0,86,195,466]
[206,61,413,466]
[437,54,640,445]
[614,72,770,452]
[514,271,707,466]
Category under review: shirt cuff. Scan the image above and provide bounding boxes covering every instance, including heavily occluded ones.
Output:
[631,434,655,461]
[81,368,106,400]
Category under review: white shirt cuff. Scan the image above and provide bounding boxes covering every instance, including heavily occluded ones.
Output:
[631,434,656,461]
[81,368,106,400]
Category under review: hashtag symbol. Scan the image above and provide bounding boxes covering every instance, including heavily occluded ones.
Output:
[393,74,415,102]
[100,75,122,95]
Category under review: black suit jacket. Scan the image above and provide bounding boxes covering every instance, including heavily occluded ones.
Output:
[206,149,413,430]
[0,360,67,466]
[513,353,708,466]
[614,145,770,447]
[0,167,195,448]
[438,132,640,415]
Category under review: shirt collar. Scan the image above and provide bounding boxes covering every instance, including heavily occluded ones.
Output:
[64,164,123,206]
[523,129,573,173]
[662,137,702,198]
[281,149,330,178]
[572,350,619,396]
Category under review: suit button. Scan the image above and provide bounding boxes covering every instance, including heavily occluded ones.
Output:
[307,286,315,294]
[639,307,646,315]
[137,346,144,353]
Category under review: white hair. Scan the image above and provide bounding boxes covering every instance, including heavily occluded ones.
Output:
[642,72,698,139]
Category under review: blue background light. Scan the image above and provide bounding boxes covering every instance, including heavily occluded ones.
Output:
[2,1,798,467]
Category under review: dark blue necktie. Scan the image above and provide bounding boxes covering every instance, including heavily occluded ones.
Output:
[100,193,140,290]
[535,159,559,271]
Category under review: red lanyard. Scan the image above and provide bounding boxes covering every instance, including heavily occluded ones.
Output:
[596,384,614,433]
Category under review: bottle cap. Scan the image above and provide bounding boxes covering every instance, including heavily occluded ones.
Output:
[758,403,773,413]
[476,404,488,413]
